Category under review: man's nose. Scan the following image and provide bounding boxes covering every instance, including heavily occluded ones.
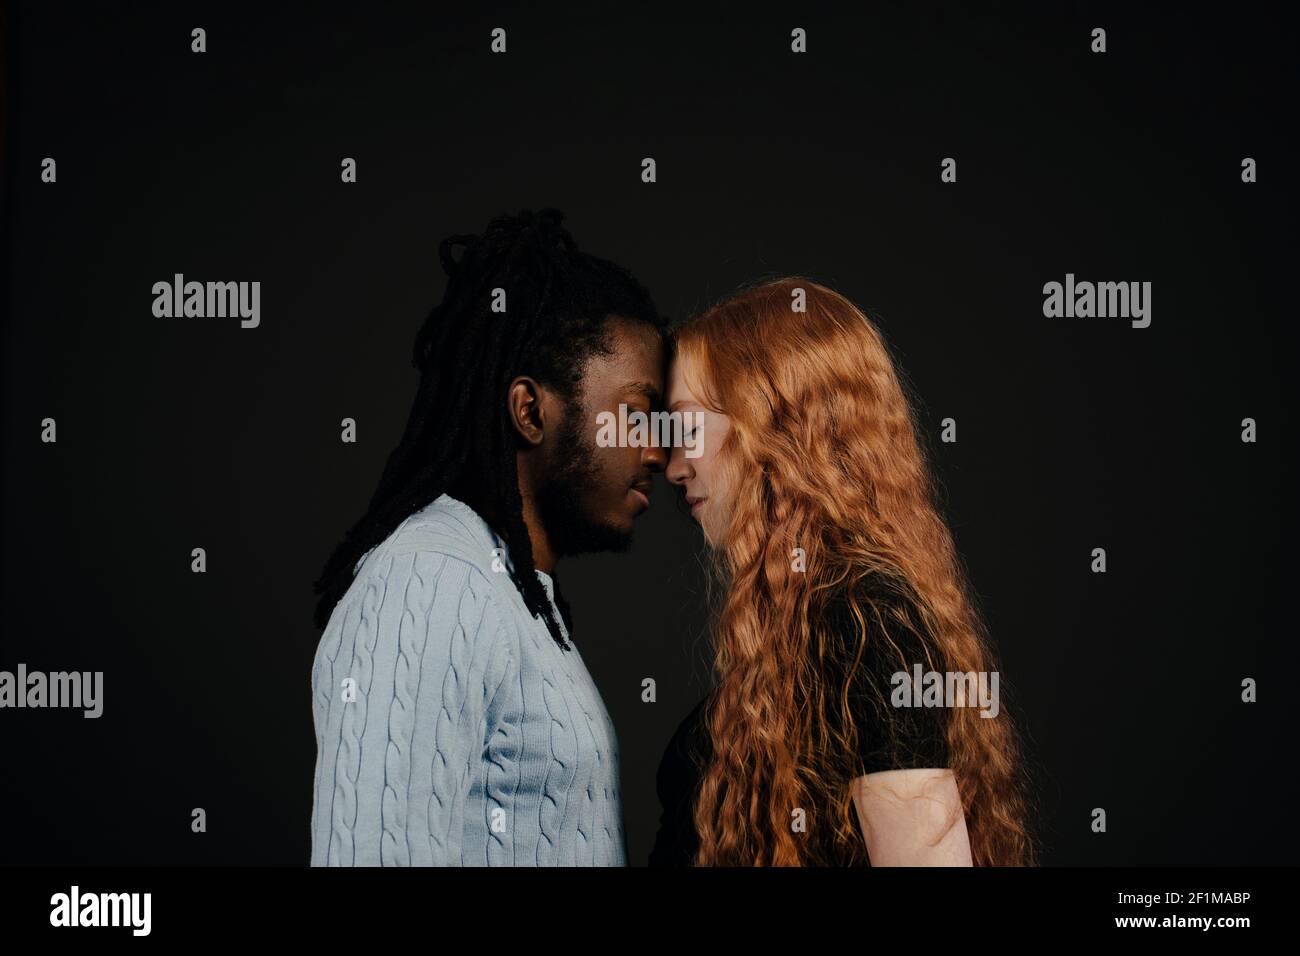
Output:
[641,443,668,473]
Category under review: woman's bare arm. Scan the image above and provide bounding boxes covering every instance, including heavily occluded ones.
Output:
[850,768,973,866]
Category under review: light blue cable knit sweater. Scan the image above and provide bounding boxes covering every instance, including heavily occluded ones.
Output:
[309,493,627,866]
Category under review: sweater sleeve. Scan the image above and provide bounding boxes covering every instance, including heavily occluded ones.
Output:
[310,549,511,866]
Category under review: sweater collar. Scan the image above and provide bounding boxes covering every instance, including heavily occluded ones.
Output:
[427,493,556,602]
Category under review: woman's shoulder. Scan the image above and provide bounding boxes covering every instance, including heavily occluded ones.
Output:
[823,572,936,656]
[820,573,952,774]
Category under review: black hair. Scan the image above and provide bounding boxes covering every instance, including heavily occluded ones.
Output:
[312,207,666,650]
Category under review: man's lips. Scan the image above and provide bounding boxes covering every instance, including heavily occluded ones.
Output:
[630,482,652,509]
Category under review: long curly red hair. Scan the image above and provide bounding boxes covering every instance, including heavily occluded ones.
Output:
[675,277,1037,866]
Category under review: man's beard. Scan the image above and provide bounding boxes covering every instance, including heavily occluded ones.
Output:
[535,401,633,557]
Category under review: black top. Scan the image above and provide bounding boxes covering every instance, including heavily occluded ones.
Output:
[648,578,951,866]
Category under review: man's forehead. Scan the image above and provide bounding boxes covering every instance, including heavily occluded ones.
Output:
[606,314,665,352]
[584,318,665,380]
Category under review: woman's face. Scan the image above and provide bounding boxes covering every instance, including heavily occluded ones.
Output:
[665,349,734,546]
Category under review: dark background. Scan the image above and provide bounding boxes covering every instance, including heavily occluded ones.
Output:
[2,0,1295,866]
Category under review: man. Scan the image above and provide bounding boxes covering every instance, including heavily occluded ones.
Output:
[309,208,668,865]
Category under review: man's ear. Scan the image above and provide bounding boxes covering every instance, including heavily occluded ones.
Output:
[506,376,547,447]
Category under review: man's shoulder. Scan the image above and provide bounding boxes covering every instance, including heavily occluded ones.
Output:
[326,509,516,650]
[356,494,500,581]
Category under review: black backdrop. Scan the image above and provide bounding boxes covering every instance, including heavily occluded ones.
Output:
[2,0,1295,866]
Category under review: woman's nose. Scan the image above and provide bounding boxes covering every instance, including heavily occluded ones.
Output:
[665,448,693,485]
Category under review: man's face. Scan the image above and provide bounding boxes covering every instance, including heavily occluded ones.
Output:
[536,316,667,556]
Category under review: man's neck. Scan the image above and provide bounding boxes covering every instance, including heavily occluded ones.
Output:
[518,488,556,574]
[451,478,556,575]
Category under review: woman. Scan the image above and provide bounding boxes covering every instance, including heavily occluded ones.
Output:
[649,277,1036,866]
